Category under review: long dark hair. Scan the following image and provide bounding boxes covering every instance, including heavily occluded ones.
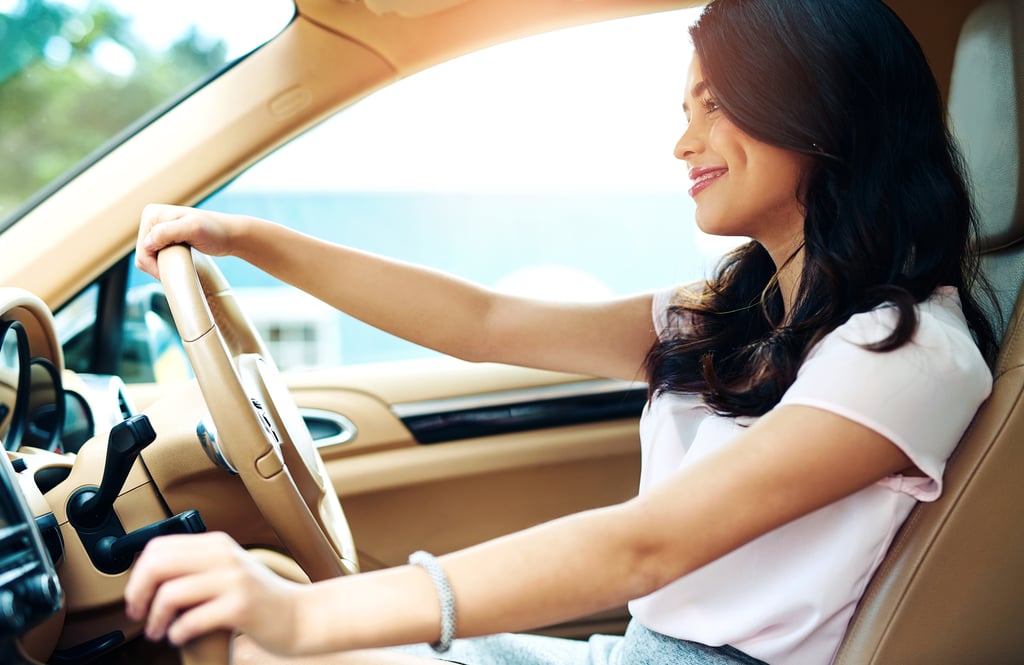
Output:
[644,0,997,418]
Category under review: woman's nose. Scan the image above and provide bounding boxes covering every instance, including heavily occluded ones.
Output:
[674,124,701,161]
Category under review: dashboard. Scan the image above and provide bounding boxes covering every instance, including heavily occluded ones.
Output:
[0,286,185,664]
[0,451,63,664]
[0,287,86,663]
[0,278,292,665]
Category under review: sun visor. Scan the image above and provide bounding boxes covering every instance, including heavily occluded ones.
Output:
[948,0,1023,252]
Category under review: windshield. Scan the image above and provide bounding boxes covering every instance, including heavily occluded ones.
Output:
[0,0,294,228]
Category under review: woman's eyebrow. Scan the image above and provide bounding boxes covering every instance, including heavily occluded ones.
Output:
[682,79,710,114]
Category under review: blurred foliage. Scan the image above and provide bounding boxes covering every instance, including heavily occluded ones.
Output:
[0,0,228,219]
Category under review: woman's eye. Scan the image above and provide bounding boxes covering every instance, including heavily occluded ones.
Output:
[701,97,721,114]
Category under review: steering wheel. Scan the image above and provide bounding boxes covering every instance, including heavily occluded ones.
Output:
[157,244,359,581]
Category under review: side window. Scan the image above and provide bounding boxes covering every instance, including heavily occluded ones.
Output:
[56,284,100,374]
[0,0,292,228]
[200,8,732,370]
[57,257,192,384]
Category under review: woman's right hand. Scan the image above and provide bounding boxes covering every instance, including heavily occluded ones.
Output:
[136,204,249,279]
[125,532,313,655]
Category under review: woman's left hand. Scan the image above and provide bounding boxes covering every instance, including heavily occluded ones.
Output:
[124,531,309,654]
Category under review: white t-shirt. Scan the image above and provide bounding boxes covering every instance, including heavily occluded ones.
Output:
[628,286,992,665]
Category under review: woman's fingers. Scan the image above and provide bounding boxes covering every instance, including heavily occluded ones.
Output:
[125,532,304,654]
[135,204,241,278]
[144,570,235,642]
[136,203,185,278]
[125,533,242,624]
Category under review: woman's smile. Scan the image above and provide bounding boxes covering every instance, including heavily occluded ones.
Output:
[688,166,728,198]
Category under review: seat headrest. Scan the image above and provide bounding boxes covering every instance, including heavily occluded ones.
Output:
[948,0,1023,252]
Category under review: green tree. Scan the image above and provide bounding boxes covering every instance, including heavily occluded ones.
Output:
[0,1,228,220]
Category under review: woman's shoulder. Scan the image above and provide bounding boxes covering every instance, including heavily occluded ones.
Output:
[826,287,963,340]
[812,286,989,383]
[782,287,992,492]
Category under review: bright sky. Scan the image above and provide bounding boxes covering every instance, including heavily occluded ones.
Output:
[228,6,742,257]
[17,1,737,258]
[17,1,701,192]
[233,8,704,192]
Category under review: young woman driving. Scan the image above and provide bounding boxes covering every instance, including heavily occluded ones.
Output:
[124,0,996,663]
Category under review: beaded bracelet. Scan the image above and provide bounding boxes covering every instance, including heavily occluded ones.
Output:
[408,550,457,653]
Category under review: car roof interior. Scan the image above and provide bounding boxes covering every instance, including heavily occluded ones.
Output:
[836,0,1024,662]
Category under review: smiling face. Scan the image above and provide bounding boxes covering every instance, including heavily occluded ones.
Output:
[676,56,809,265]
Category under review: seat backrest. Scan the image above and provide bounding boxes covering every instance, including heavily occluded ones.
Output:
[835,1,1024,663]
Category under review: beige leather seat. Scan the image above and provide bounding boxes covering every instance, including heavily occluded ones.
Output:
[835,0,1024,662]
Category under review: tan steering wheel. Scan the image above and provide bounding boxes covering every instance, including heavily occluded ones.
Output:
[158,244,359,581]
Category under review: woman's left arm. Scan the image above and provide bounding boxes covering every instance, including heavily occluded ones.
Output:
[429,404,913,639]
[125,405,909,656]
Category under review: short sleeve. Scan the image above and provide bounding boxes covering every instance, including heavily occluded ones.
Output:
[653,284,702,340]
[652,288,675,338]
[778,294,992,500]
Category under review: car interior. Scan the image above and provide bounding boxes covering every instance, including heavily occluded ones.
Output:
[0,0,1021,663]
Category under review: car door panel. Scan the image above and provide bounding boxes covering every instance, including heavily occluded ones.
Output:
[286,359,642,637]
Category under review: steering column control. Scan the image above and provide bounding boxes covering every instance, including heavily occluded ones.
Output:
[67,415,156,529]
[67,415,207,574]
[93,510,206,574]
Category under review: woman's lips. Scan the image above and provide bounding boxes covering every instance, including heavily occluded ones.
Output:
[688,167,728,198]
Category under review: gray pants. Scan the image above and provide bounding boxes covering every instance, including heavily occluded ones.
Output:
[393,620,769,665]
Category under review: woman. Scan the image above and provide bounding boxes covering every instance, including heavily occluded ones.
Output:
[124,0,996,663]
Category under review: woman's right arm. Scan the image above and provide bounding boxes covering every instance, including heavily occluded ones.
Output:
[136,204,658,381]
